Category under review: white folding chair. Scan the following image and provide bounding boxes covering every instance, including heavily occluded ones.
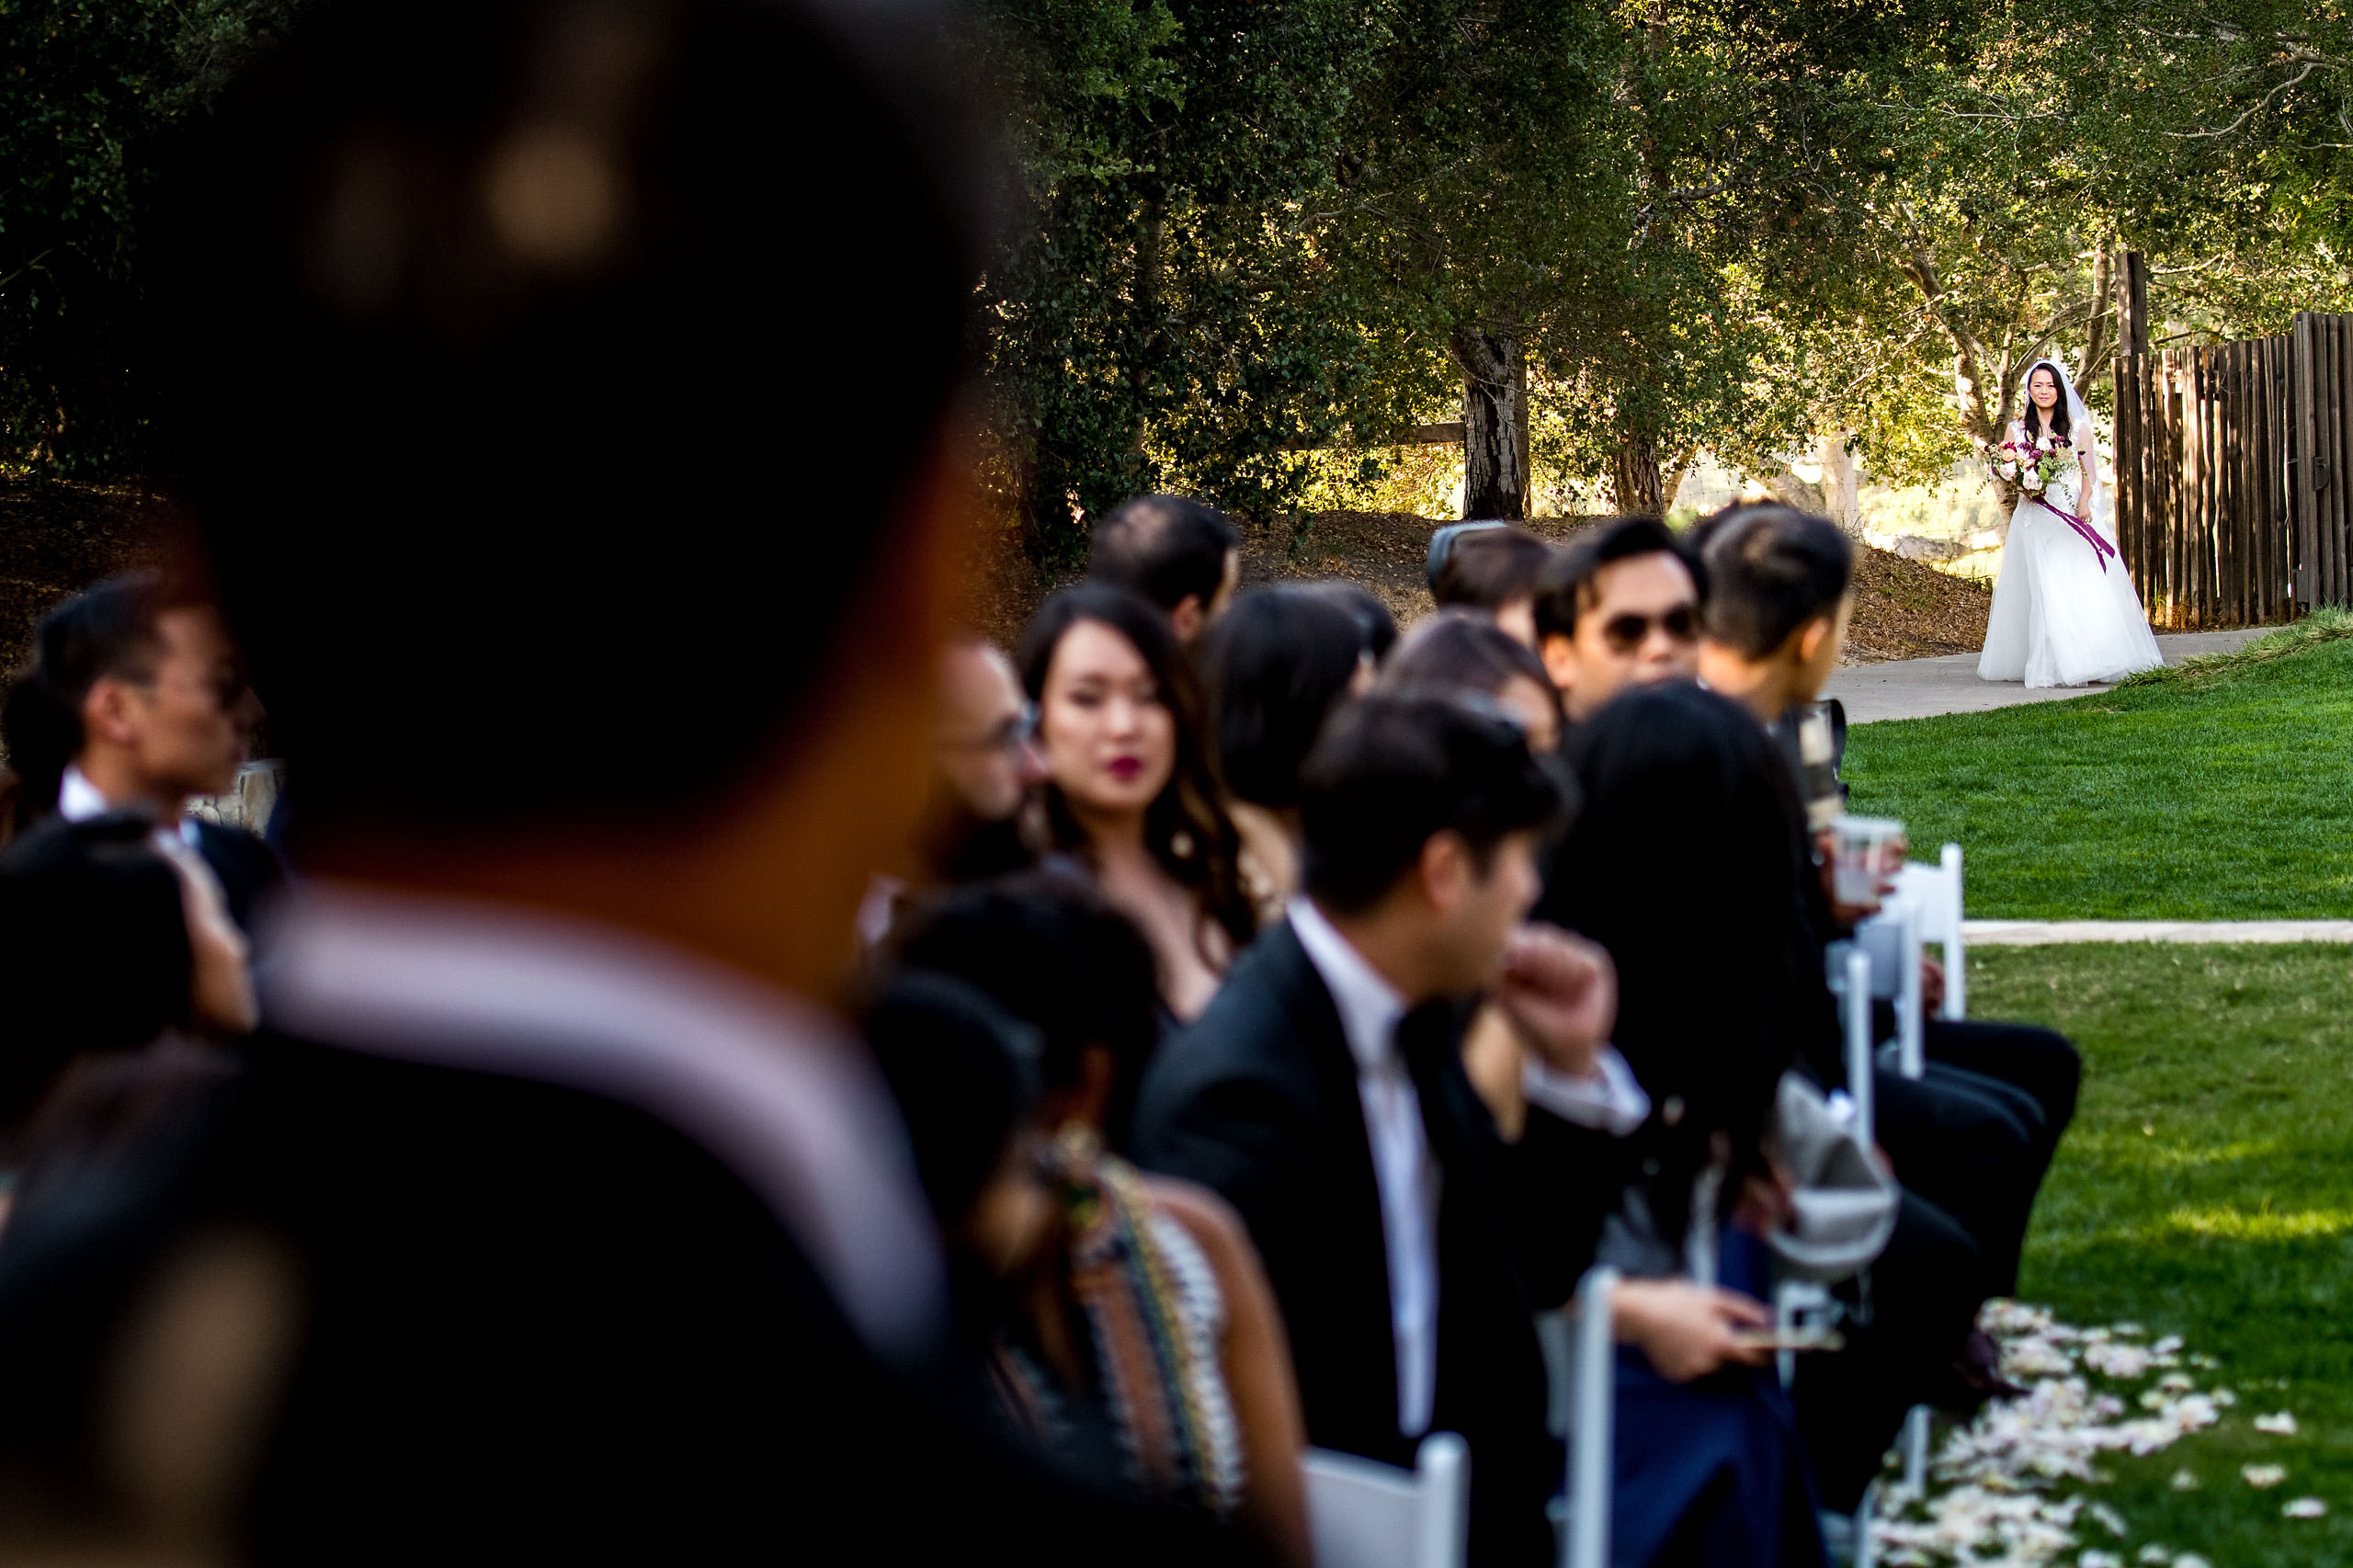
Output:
[1893,843,1966,1021]
[1539,1266,1618,1568]
[1303,1434,1471,1568]
[1802,943,1882,1566]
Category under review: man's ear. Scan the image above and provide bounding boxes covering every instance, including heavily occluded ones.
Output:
[1417,830,1472,915]
[1794,612,1836,668]
[1167,593,1206,644]
[81,676,142,748]
[1539,633,1578,696]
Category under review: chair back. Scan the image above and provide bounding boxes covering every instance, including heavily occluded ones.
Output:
[1825,942,1875,1144]
[1303,1434,1471,1568]
[1893,844,1966,1020]
[1854,898,1924,1079]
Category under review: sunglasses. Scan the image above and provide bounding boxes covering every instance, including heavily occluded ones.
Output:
[1599,604,1699,653]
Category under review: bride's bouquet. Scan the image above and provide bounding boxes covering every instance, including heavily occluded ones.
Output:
[1987,434,2076,496]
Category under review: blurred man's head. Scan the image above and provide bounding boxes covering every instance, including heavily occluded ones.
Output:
[1086,495,1242,643]
[1300,695,1567,1003]
[143,0,997,989]
[3,574,256,824]
[1532,517,1700,723]
[1689,505,1854,725]
[1429,526,1552,648]
[920,639,1042,883]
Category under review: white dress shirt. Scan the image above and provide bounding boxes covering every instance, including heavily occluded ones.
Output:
[58,763,204,851]
[1523,1046,1651,1136]
[1286,895,1438,1438]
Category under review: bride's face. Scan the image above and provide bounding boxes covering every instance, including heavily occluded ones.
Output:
[2029,368,2060,411]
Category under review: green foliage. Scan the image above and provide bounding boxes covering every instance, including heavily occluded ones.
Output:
[1978,941,2353,1566]
[1842,633,2353,919]
[0,0,301,476]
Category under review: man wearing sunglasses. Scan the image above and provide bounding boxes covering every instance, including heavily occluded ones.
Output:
[1531,517,1702,724]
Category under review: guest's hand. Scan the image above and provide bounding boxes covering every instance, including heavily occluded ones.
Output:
[1493,924,1615,1081]
[1921,956,1946,1013]
[156,835,259,1037]
[1610,1280,1773,1382]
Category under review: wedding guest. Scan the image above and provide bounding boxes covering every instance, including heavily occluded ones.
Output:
[1088,495,1244,644]
[1691,503,2075,1299]
[1198,585,1372,923]
[926,638,1048,879]
[1020,585,1255,1024]
[1137,694,1717,1568]
[1430,525,1552,647]
[879,895,1313,1565]
[0,2,1215,1563]
[892,871,1160,1153]
[1374,610,1564,754]
[0,574,281,932]
[1299,577,1398,661]
[1530,517,1702,724]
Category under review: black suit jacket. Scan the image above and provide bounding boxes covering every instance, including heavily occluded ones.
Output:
[0,1032,1223,1565]
[1134,921,1567,1568]
[187,818,287,934]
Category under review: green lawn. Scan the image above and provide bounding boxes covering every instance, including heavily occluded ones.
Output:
[1957,942,2353,1565]
[1842,628,2353,920]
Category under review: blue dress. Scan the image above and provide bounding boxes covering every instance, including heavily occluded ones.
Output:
[1608,1232,1829,1568]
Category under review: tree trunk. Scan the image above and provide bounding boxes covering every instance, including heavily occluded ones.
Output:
[1897,241,1997,449]
[2080,245,2116,387]
[1611,429,1664,515]
[1818,432,1862,538]
[1453,324,1529,519]
[1658,444,1698,516]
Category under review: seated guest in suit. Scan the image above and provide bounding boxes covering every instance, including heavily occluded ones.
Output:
[1690,505,2077,1301]
[1138,693,1711,1567]
[1199,586,1375,924]
[1531,517,1703,725]
[0,574,282,933]
[1020,585,1256,1023]
[877,918,1312,1565]
[1376,610,1564,754]
[1431,526,1554,648]
[1088,495,1244,645]
[0,3,1222,1563]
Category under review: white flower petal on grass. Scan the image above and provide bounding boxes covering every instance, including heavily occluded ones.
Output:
[2080,1554,2122,1568]
[2114,1323,2146,1337]
[2172,1556,2210,1568]
[2254,1411,2298,1436]
[2283,1496,2328,1518]
[2155,1372,2193,1393]
[2168,1469,2200,1491]
[2153,1335,2184,1356]
[2135,1547,2170,1565]
[2211,1388,2236,1406]
[2242,1462,2288,1488]
[2086,1502,2128,1537]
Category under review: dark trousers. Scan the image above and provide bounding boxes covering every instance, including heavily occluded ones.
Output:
[1875,1019,2079,1296]
[1791,1191,1987,1513]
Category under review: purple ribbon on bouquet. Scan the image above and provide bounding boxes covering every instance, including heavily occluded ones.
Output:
[2033,496,2114,573]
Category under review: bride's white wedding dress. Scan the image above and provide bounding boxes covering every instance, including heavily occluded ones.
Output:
[1977,370,2163,688]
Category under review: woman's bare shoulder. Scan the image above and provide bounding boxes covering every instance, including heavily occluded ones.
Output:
[1140,1175,1254,1266]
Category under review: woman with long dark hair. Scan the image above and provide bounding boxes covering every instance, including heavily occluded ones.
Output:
[1018,585,1254,1023]
[1977,358,2162,687]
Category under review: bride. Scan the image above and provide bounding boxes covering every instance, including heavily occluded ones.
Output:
[1977,358,2164,687]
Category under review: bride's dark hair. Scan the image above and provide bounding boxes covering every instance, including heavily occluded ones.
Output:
[2022,359,2073,445]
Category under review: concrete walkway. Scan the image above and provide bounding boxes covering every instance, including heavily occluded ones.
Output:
[1965,918,2353,946]
[1826,628,2272,723]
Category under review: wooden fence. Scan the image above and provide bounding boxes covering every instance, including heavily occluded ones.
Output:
[2112,335,2292,629]
[2111,312,2353,628]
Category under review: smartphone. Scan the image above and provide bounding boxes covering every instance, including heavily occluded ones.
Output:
[1730,1326,1845,1353]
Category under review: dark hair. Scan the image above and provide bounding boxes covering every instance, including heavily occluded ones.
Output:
[1300,694,1569,915]
[1690,505,1854,660]
[1431,526,1552,610]
[1531,517,1692,643]
[866,971,1042,1230]
[1017,585,1255,950]
[1298,578,1398,659]
[1376,610,1563,744]
[0,574,196,832]
[890,871,1160,1151]
[2021,360,2074,445]
[1198,586,1366,810]
[0,813,195,1134]
[1541,681,1813,1246]
[142,0,998,828]
[1087,496,1243,615]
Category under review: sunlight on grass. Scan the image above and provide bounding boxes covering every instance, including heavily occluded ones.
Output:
[1969,943,2353,1567]
[1843,632,2353,919]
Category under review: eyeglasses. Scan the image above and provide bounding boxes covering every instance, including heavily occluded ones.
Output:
[942,700,1039,755]
[1599,604,1698,653]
